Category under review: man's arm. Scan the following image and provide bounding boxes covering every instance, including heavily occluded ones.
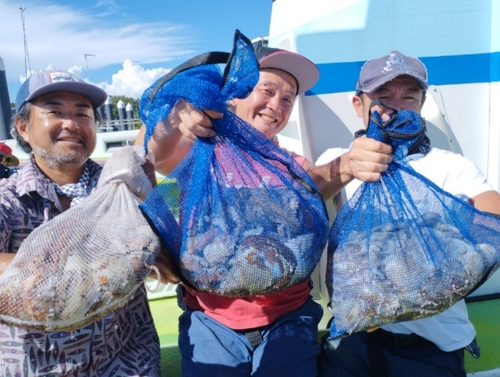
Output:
[308,137,393,200]
[470,190,500,216]
[135,99,221,176]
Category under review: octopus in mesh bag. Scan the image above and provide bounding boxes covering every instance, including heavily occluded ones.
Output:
[0,145,163,331]
[329,211,497,338]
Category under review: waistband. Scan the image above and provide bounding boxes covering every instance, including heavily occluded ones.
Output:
[371,328,436,349]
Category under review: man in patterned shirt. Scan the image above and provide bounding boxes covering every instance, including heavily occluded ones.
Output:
[0,70,162,376]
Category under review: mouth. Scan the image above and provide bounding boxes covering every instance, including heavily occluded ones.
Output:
[57,135,84,146]
[259,113,278,123]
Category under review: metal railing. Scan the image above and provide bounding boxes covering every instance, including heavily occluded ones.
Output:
[97,118,142,132]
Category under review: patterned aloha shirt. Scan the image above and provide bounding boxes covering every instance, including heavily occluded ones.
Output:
[0,157,161,376]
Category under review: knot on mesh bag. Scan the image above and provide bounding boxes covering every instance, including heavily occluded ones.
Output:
[0,145,161,331]
[326,103,500,340]
[139,30,329,297]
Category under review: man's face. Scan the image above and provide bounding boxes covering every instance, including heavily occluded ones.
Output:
[231,68,297,139]
[17,91,97,170]
[353,75,426,126]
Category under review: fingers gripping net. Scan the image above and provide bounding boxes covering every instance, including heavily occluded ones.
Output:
[327,110,500,339]
[139,31,329,297]
[0,146,161,331]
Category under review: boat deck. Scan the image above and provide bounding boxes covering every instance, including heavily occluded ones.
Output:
[149,296,500,376]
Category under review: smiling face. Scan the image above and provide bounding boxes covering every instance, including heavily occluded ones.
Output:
[231,68,298,140]
[16,91,97,171]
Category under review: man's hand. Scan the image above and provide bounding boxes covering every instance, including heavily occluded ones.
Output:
[346,137,393,182]
[150,249,181,285]
[309,137,392,200]
[142,158,158,189]
[168,99,222,140]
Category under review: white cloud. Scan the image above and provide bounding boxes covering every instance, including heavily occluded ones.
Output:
[0,0,195,96]
[101,59,170,99]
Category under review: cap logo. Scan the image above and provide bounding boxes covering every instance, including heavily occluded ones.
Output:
[49,72,78,83]
[381,51,410,75]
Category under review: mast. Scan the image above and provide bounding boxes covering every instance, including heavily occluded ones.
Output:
[20,7,32,78]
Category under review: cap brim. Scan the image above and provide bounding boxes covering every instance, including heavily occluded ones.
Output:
[258,51,319,94]
[361,73,428,94]
[0,151,19,166]
[25,81,108,109]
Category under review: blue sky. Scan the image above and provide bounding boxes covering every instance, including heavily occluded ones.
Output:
[0,0,273,103]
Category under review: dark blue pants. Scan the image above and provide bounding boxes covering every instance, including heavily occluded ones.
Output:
[318,330,466,377]
[178,297,323,377]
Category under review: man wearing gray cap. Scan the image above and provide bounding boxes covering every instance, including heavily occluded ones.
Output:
[316,51,500,376]
[0,70,162,376]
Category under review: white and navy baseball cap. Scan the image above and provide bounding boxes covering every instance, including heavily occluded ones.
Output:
[15,70,108,113]
[253,41,319,95]
[356,50,428,95]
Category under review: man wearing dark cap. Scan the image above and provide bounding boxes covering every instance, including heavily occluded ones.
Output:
[316,51,500,377]
[0,70,162,376]
[136,43,392,376]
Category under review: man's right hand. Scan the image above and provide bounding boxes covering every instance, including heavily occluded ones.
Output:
[168,99,222,140]
[135,99,223,176]
[346,136,393,183]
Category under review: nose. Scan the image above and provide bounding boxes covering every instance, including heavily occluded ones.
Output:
[266,95,281,112]
[61,116,79,131]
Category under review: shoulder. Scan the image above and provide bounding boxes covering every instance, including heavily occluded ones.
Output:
[409,148,492,198]
[279,147,313,169]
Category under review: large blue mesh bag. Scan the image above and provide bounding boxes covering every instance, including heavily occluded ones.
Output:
[326,105,500,339]
[139,30,329,297]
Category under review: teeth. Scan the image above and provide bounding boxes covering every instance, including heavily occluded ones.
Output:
[261,114,275,122]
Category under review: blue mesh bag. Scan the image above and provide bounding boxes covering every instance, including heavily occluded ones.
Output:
[139,30,329,297]
[326,103,500,339]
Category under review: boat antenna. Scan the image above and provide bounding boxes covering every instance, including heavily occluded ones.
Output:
[20,7,32,78]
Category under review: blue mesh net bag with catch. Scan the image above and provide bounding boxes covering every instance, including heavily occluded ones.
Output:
[326,102,500,339]
[138,30,329,297]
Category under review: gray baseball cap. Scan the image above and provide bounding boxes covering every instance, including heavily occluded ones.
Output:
[355,50,428,95]
[15,70,108,113]
[253,41,319,95]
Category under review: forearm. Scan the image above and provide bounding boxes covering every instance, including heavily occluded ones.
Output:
[307,154,354,201]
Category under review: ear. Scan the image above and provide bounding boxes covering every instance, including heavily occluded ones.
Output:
[352,95,364,118]
[229,98,239,107]
[15,117,30,144]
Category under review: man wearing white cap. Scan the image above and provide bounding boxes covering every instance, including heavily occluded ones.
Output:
[136,41,392,377]
[316,51,500,377]
[0,70,162,376]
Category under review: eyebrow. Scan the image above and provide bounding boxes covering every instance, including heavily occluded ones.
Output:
[41,99,92,109]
